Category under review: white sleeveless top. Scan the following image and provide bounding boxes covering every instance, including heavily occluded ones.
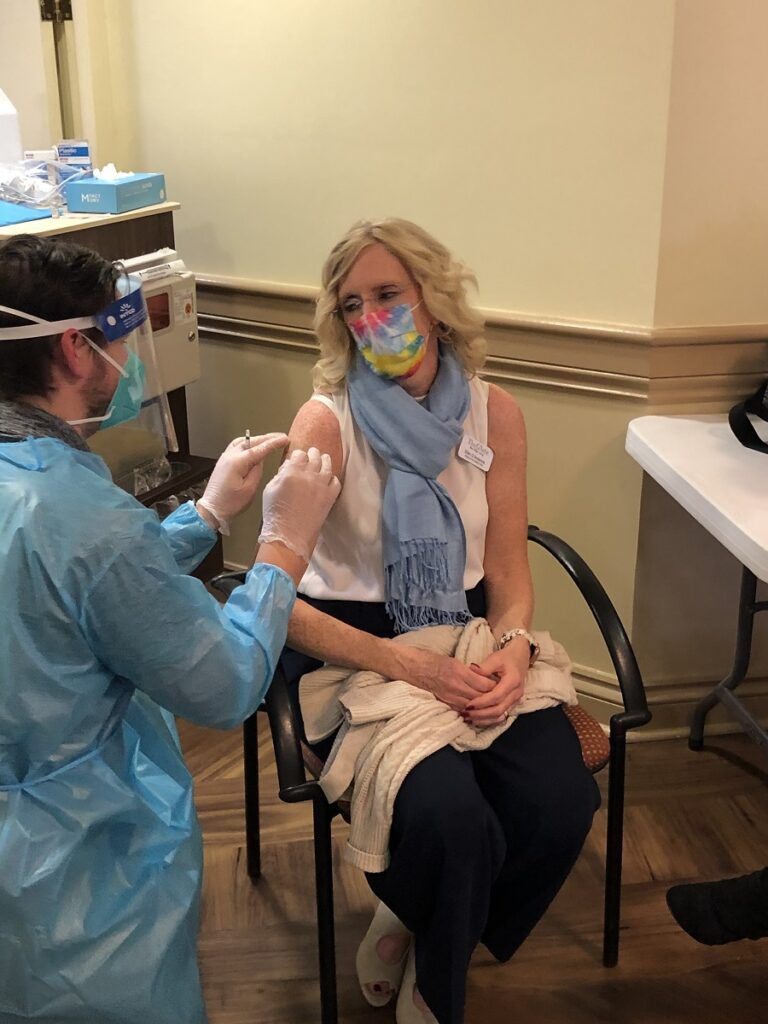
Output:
[299,376,490,602]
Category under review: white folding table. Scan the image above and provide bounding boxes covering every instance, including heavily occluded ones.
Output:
[626,414,768,753]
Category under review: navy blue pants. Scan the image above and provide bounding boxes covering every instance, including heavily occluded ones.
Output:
[281,586,599,1024]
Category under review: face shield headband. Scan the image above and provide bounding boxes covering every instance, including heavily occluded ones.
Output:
[0,277,148,345]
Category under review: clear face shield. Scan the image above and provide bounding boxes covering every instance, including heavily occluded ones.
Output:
[0,274,178,495]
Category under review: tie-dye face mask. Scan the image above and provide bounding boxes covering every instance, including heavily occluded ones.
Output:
[348,301,427,379]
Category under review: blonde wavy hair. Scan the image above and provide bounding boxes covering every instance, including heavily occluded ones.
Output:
[313,218,486,390]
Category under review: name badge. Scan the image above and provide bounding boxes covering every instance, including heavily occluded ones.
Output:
[458,434,494,472]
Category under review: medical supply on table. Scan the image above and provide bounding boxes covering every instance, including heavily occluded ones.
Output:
[0,138,89,219]
[63,171,166,214]
[135,453,198,497]
[0,199,51,227]
[19,153,59,208]
[93,162,133,181]
[49,140,91,214]
[55,139,92,172]
[23,148,57,163]
[0,158,87,216]
[151,477,205,520]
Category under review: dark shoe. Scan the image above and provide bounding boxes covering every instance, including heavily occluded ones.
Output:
[667,868,768,946]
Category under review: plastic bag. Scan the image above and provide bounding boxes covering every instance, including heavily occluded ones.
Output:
[0,158,87,212]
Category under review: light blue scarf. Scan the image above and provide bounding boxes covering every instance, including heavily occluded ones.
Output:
[348,344,472,633]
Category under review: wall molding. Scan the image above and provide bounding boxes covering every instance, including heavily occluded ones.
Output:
[572,665,768,740]
[199,313,318,356]
[198,280,768,407]
[198,273,768,342]
[198,276,768,406]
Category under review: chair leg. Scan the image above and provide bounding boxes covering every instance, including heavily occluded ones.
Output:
[313,792,338,1024]
[243,712,261,882]
[603,728,627,967]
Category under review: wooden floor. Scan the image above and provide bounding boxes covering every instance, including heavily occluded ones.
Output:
[179,720,768,1024]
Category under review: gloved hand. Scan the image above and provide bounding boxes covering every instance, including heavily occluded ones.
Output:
[258,447,341,561]
[197,432,289,534]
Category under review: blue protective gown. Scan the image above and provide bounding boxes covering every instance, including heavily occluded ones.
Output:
[0,437,296,1023]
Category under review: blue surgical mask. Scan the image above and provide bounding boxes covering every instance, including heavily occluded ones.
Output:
[69,338,146,429]
[100,348,146,429]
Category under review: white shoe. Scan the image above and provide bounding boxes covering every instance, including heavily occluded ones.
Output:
[395,946,438,1024]
[356,901,412,1007]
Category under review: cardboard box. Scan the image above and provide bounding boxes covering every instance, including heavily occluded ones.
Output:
[55,140,91,170]
[23,149,57,162]
[63,173,166,214]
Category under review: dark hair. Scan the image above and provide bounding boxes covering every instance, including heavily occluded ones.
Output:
[0,235,120,401]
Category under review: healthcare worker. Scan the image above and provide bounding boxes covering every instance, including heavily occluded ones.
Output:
[0,235,340,1024]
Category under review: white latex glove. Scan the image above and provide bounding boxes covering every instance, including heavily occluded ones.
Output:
[258,447,341,560]
[197,432,289,534]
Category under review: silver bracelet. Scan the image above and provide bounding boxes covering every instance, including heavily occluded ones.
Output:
[498,627,540,666]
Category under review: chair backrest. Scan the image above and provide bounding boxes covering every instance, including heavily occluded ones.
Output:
[527,526,650,733]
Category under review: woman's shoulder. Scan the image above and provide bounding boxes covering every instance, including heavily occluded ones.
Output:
[485,381,526,450]
[292,385,343,415]
[288,391,345,476]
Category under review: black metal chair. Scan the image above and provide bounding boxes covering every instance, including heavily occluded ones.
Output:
[211,525,650,1024]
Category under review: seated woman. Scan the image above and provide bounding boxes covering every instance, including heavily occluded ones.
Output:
[281,218,599,1024]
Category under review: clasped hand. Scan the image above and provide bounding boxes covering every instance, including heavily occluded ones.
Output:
[402,642,529,726]
[460,643,529,726]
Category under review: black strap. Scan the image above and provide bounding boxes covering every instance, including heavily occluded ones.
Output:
[729,381,768,454]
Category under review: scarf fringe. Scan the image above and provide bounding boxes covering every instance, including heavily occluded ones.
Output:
[386,538,449,595]
[385,599,473,634]
[386,538,472,633]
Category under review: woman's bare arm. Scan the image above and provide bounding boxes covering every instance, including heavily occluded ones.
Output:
[483,383,534,636]
[464,383,535,724]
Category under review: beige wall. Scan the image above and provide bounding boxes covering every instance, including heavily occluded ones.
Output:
[64,0,768,331]
[0,1,60,152]
[0,0,139,166]
[123,0,675,326]
[69,0,140,169]
[654,0,768,327]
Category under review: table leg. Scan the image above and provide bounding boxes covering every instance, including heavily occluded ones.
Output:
[689,567,767,751]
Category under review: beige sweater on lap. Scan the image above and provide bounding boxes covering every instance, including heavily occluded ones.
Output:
[299,620,577,873]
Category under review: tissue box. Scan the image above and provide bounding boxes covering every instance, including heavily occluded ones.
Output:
[63,173,166,214]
